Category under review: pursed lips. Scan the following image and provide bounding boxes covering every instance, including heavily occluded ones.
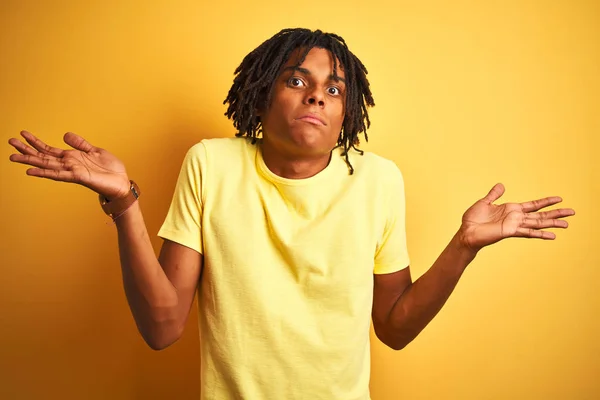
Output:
[295,114,326,126]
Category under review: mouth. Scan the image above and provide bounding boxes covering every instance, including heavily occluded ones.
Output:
[295,114,326,126]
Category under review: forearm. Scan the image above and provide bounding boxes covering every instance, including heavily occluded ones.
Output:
[383,231,477,349]
[114,201,180,348]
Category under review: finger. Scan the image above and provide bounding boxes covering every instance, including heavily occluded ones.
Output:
[21,130,65,157]
[515,227,556,240]
[520,196,563,213]
[9,153,65,170]
[8,137,40,156]
[26,168,77,183]
[522,217,569,229]
[528,208,576,220]
[63,132,96,153]
[482,183,505,204]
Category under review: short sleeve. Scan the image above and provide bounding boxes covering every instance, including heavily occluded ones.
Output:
[373,162,410,274]
[157,142,206,254]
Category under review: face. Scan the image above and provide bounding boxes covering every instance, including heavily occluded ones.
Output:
[259,47,346,158]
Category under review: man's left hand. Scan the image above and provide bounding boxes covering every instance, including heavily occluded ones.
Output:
[458,183,575,253]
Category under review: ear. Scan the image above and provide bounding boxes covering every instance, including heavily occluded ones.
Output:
[255,94,269,117]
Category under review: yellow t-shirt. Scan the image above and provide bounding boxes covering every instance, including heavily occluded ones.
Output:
[158,137,410,400]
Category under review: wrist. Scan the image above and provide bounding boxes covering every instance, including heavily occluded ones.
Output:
[453,228,479,262]
[99,180,141,219]
[103,177,132,202]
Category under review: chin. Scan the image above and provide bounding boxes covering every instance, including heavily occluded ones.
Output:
[286,129,335,155]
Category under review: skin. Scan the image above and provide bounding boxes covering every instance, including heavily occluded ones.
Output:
[8,131,202,350]
[7,46,576,352]
[372,184,575,349]
[259,47,346,179]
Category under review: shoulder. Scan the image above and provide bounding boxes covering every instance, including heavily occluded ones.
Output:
[200,136,255,156]
[186,137,257,183]
[181,137,255,167]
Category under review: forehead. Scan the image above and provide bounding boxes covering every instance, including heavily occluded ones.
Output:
[283,47,345,79]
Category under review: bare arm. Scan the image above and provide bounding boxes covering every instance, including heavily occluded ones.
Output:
[373,184,575,350]
[8,130,202,350]
[116,201,202,350]
[372,233,473,350]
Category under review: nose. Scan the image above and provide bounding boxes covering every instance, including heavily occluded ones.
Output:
[304,89,325,107]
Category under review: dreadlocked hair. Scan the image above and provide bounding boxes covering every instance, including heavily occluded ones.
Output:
[223,28,375,175]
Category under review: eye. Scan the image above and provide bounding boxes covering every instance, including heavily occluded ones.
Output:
[327,86,341,96]
[288,77,305,87]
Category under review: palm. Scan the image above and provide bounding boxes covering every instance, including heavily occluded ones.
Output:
[459,183,575,252]
[462,200,525,247]
[8,131,130,199]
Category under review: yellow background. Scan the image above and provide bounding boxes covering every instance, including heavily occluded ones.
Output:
[1,1,598,399]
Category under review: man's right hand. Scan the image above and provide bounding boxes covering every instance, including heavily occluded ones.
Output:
[8,130,131,200]
[9,130,203,350]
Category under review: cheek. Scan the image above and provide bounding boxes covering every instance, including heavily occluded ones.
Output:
[267,93,296,122]
[262,104,284,129]
[332,102,346,127]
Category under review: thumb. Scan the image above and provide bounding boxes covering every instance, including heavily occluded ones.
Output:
[482,183,505,204]
[63,132,96,153]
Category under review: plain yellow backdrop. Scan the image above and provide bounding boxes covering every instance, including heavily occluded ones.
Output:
[1,1,598,399]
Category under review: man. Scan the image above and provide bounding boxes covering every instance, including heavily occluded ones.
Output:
[8,28,574,399]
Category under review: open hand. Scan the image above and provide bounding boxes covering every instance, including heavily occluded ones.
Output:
[8,130,131,200]
[459,183,575,253]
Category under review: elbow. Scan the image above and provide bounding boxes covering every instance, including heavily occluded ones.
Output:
[145,340,167,351]
[138,313,185,351]
[146,338,174,351]
[143,326,184,351]
[387,340,409,351]
[374,325,412,351]
[382,335,412,351]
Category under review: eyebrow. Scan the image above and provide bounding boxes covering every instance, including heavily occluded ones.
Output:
[282,66,346,84]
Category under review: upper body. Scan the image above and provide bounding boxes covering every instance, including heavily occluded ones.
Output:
[158,135,410,399]
[154,32,417,398]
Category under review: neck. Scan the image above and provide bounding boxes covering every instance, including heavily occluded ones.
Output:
[260,140,332,179]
